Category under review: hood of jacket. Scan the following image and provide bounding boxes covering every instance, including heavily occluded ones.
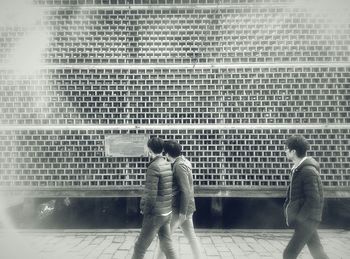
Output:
[294,156,320,173]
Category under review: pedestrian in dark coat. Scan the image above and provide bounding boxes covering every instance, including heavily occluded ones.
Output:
[283,135,329,259]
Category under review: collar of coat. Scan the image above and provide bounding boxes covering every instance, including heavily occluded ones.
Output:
[148,155,163,167]
[291,156,308,174]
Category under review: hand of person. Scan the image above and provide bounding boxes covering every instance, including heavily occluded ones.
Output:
[140,210,144,215]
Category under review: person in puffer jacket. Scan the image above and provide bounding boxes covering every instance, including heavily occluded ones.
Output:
[283,135,329,259]
[156,140,203,259]
[132,137,177,259]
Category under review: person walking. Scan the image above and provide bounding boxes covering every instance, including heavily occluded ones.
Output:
[283,135,329,259]
[156,140,203,259]
[131,137,177,259]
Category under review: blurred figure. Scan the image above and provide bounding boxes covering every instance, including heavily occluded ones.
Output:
[283,135,329,259]
[156,140,203,259]
[131,137,177,259]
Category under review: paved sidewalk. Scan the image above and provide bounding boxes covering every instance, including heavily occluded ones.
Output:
[0,229,349,259]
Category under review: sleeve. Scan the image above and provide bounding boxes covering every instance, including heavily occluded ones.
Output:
[140,196,145,212]
[283,186,290,210]
[142,165,159,215]
[174,164,191,215]
[296,169,321,222]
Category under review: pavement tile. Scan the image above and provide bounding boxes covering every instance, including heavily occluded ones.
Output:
[112,235,125,243]
[103,245,119,255]
[112,249,129,259]
[244,237,256,243]
[118,235,136,250]
[211,236,223,244]
[222,236,233,243]
[228,243,245,255]
[216,245,230,252]
[90,236,105,245]
[201,236,213,244]
[237,242,254,252]
[204,244,220,256]
[219,251,234,258]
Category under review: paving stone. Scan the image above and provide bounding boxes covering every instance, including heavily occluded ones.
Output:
[219,251,234,258]
[211,236,223,244]
[201,236,213,244]
[204,244,220,256]
[228,243,245,256]
[103,243,121,254]
[118,235,136,250]
[112,235,125,243]
[216,245,230,252]
[222,236,233,243]
[112,250,128,259]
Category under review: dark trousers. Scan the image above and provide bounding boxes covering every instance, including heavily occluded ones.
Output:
[283,219,329,259]
[132,213,177,259]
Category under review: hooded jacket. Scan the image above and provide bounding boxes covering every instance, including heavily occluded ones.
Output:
[172,155,196,215]
[140,156,173,216]
[284,157,324,226]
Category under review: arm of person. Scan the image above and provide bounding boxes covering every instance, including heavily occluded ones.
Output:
[140,196,145,214]
[175,164,191,217]
[297,168,321,222]
[283,186,290,218]
[142,165,159,215]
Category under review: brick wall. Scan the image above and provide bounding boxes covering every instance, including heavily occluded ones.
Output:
[1,0,349,197]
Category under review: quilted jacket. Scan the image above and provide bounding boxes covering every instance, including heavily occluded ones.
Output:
[284,157,324,227]
[140,156,173,216]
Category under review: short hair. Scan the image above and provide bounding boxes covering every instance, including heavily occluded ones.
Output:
[285,135,310,158]
[164,140,182,158]
[147,137,164,154]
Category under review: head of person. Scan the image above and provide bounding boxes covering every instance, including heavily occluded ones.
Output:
[285,135,310,161]
[163,140,182,163]
[147,137,164,158]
